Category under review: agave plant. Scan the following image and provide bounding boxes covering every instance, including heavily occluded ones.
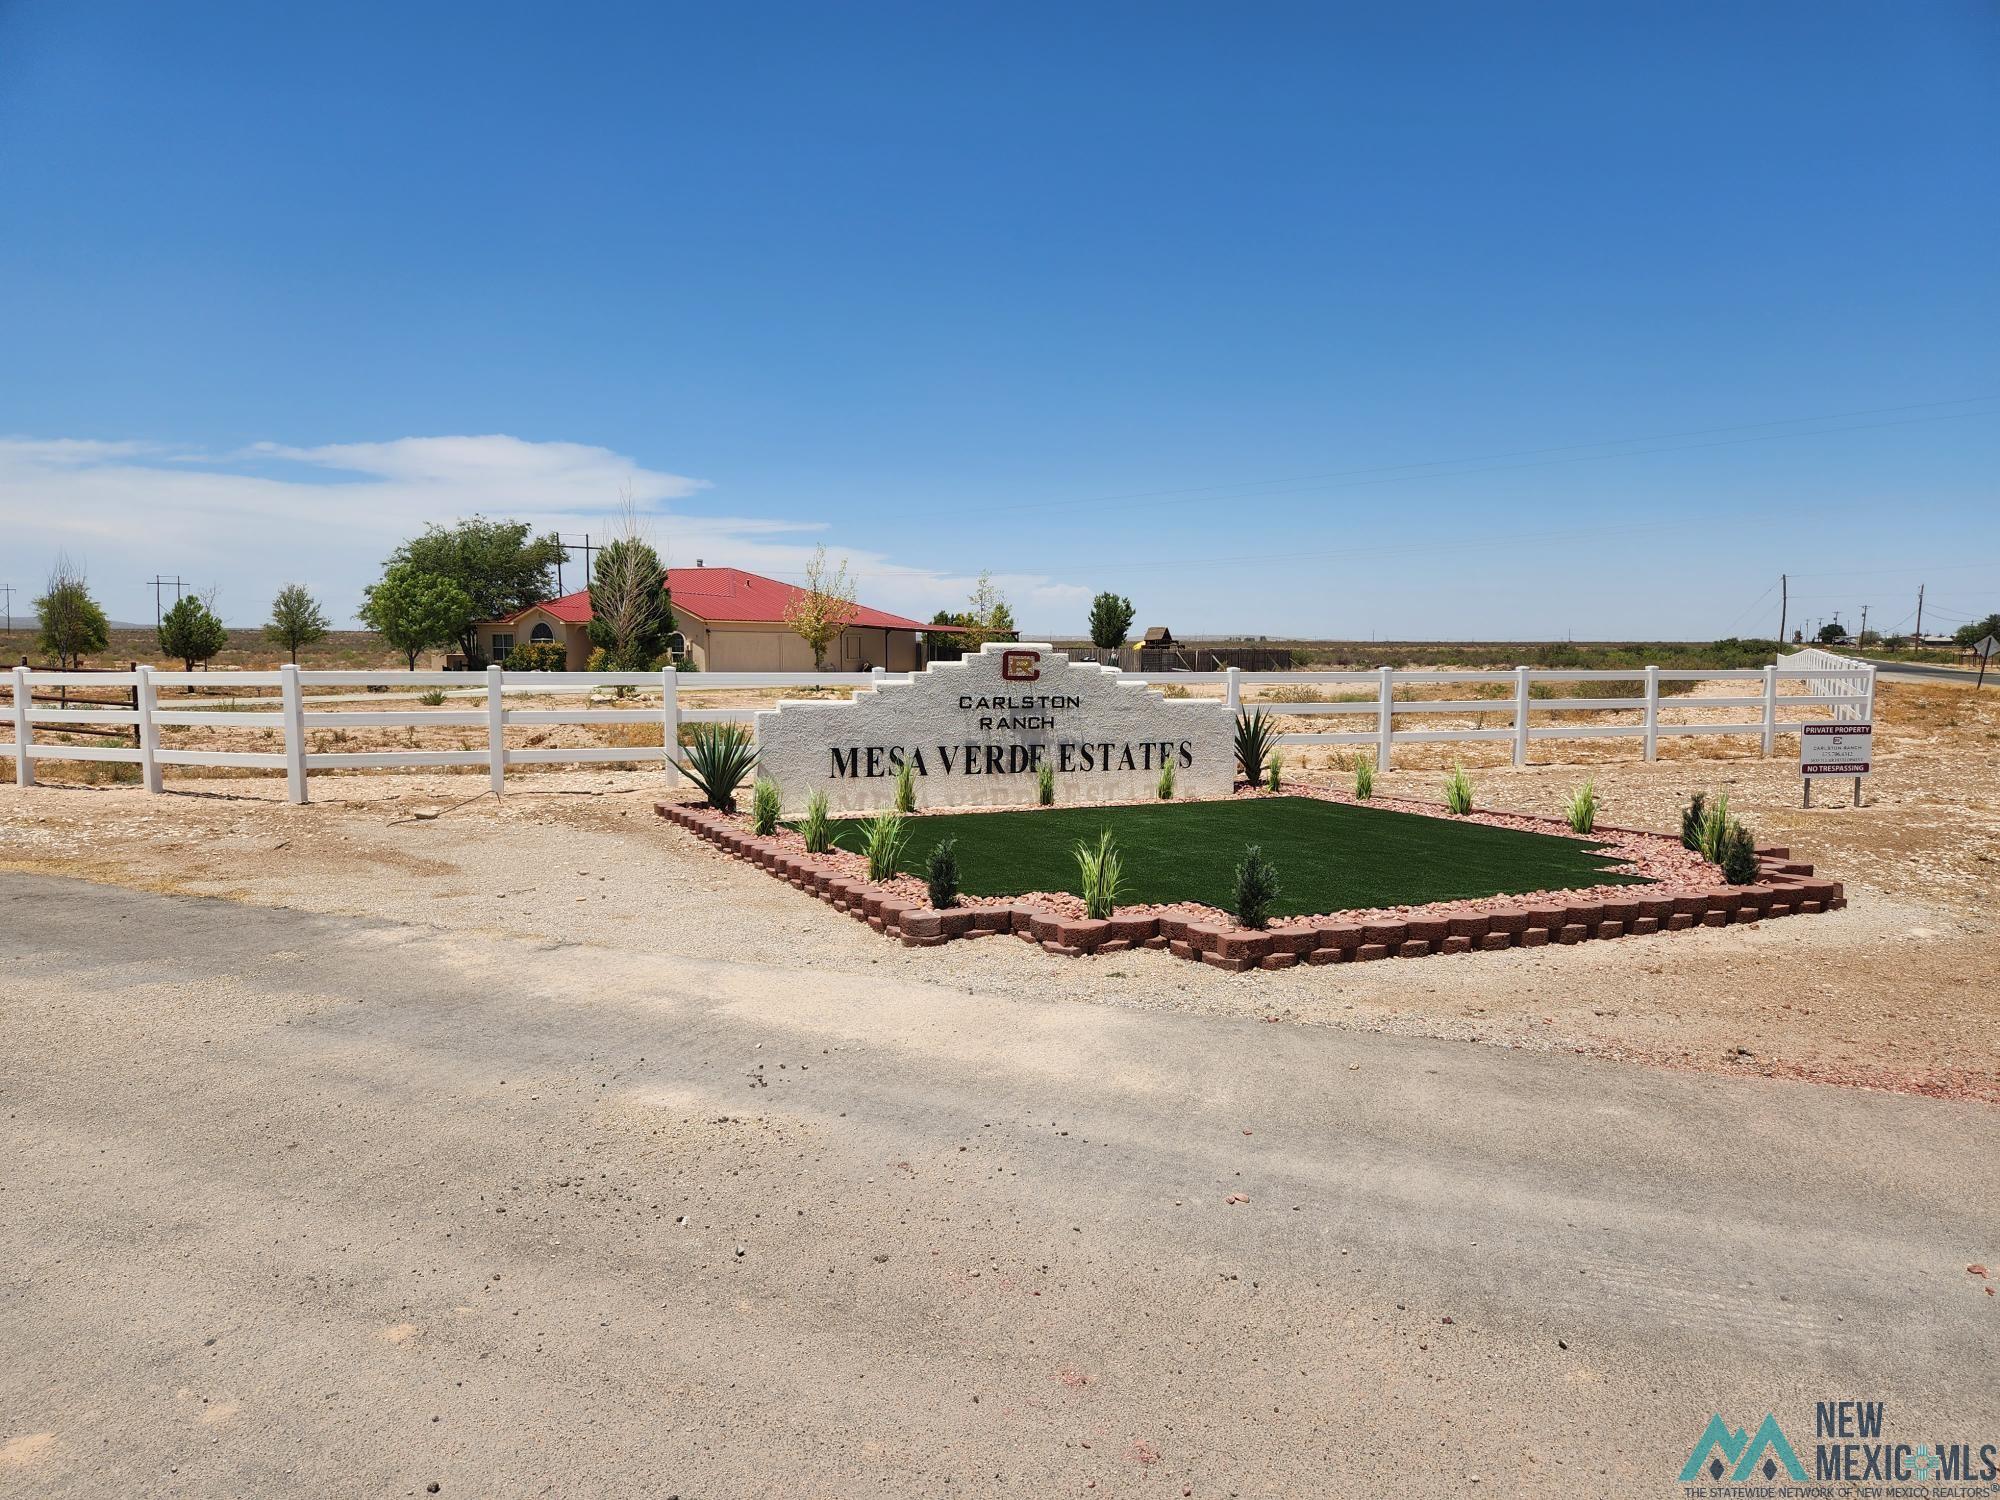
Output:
[1442,762,1475,815]
[750,777,781,835]
[799,790,832,854]
[860,809,910,882]
[1073,828,1124,921]
[677,722,757,811]
[1234,709,1276,788]
[1563,777,1598,834]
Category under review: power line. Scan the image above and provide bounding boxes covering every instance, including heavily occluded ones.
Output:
[147,575,184,629]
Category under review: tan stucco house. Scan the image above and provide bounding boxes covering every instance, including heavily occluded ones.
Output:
[475,565,932,672]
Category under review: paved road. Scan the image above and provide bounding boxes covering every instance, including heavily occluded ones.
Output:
[2,876,1993,1497]
[1867,658,1992,686]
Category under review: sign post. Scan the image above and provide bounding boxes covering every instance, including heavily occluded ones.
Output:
[1974,634,1998,690]
[1799,721,1872,808]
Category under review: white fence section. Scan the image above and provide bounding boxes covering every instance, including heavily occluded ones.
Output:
[5,654,1875,803]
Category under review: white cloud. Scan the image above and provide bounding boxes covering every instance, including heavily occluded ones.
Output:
[0,432,1084,629]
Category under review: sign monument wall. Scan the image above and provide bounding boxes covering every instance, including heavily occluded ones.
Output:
[755,642,1235,814]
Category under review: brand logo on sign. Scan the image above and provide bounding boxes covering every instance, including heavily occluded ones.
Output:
[1001,649,1041,682]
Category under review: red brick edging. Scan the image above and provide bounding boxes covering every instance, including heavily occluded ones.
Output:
[656,802,1844,970]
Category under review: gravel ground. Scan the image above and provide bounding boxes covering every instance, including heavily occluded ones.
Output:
[3,678,1995,1103]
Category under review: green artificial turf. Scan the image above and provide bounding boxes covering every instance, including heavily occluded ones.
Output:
[832,796,1642,917]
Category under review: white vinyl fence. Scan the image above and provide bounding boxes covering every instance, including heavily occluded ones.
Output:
[6,653,1874,804]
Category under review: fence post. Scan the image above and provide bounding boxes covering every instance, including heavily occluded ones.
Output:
[136,665,162,794]
[1761,664,1778,756]
[1643,665,1660,762]
[1376,666,1394,771]
[870,665,886,689]
[1512,666,1531,767]
[486,664,507,796]
[1224,666,1241,713]
[1862,664,1877,724]
[661,665,681,785]
[281,663,307,804]
[11,666,33,787]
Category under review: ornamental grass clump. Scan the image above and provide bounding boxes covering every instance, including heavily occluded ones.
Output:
[799,790,832,854]
[1234,709,1275,788]
[1353,756,1375,799]
[1696,791,1733,864]
[1157,759,1175,800]
[1073,828,1124,921]
[1683,789,1760,883]
[925,837,960,909]
[1266,750,1284,793]
[1563,778,1598,834]
[1037,760,1055,806]
[1234,844,1280,929]
[1442,762,1475,815]
[893,758,916,813]
[860,810,910,882]
[750,777,781,835]
[677,722,757,811]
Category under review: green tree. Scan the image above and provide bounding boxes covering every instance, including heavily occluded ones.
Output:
[966,571,1016,645]
[1816,621,1847,644]
[1087,591,1135,651]
[1953,613,2000,648]
[586,537,675,669]
[264,583,331,663]
[359,565,474,669]
[782,545,857,670]
[35,558,110,669]
[158,592,229,671]
[928,609,975,662]
[382,517,566,660]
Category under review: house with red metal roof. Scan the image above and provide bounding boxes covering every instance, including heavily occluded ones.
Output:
[474,564,933,672]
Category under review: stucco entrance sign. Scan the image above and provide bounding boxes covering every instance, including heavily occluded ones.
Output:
[755,642,1234,814]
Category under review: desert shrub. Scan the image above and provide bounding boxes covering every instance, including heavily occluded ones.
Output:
[1721,820,1761,885]
[1353,756,1375,799]
[1680,792,1707,851]
[1266,750,1283,793]
[750,777,781,835]
[1696,792,1732,864]
[505,640,568,672]
[800,790,832,854]
[1037,760,1055,806]
[1157,759,1175,800]
[861,810,910,882]
[1159,684,1192,699]
[1442,762,1474,815]
[417,688,447,707]
[677,722,756,811]
[1234,709,1275,786]
[1074,829,1124,921]
[894,759,916,813]
[926,837,960,909]
[1563,778,1598,834]
[1234,845,1280,929]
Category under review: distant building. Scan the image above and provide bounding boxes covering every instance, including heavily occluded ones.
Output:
[1141,626,1177,648]
[476,565,933,672]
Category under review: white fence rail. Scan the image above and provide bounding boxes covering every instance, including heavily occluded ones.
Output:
[5,654,1875,804]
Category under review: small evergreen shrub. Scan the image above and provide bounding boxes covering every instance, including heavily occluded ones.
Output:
[894,759,917,813]
[799,790,832,854]
[1037,761,1055,806]
[1266,750,1283,793]
[1234,844,1280,929]
[925,837,960,908]
[677,722,757,811]
[1073,828,1124,921]
[1353,756,1374,799]
[1680,792,1707,851]
[860,810,910,881]
[1234,709,1275,787]
[1156,759,1175,800]
[1563,778,1598,834]
[750,777,781,835]
[1442,762,1475,815]
[1721,821,1760,885]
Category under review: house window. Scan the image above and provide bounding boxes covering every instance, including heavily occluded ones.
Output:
[841,631,863,663]
[491,633,515,658]
[665,631,685,658]
[530,622,555,642]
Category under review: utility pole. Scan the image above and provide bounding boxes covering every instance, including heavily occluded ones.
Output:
[1777,574,1787,645]
[1913,584,1924,643]
[147,575,185,630]
[1859,604,1869,644]
[0,583,13,634]
[561,534,596,594]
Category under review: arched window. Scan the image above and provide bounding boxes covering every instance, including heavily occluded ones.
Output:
[530,622,555,643]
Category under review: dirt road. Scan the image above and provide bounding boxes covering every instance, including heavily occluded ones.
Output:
[3,874,1994,1497]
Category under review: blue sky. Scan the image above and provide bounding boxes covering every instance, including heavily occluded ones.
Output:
[1,1,1994,637]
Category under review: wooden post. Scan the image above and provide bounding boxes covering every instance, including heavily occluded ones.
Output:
[661,665,681,785]
[281,663,307,804]
[136,665,162,794]
[1761,664,1778,756]
[1642,665,1660,762]
[11,665,33,787]
[1512,665,1531,767]
[1376,666,1394,771]
[486,664,507,796]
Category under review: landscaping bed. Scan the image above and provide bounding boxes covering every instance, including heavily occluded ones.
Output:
[657,788,1844,970]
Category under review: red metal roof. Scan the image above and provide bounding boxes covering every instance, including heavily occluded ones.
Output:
[495,567,930,631]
